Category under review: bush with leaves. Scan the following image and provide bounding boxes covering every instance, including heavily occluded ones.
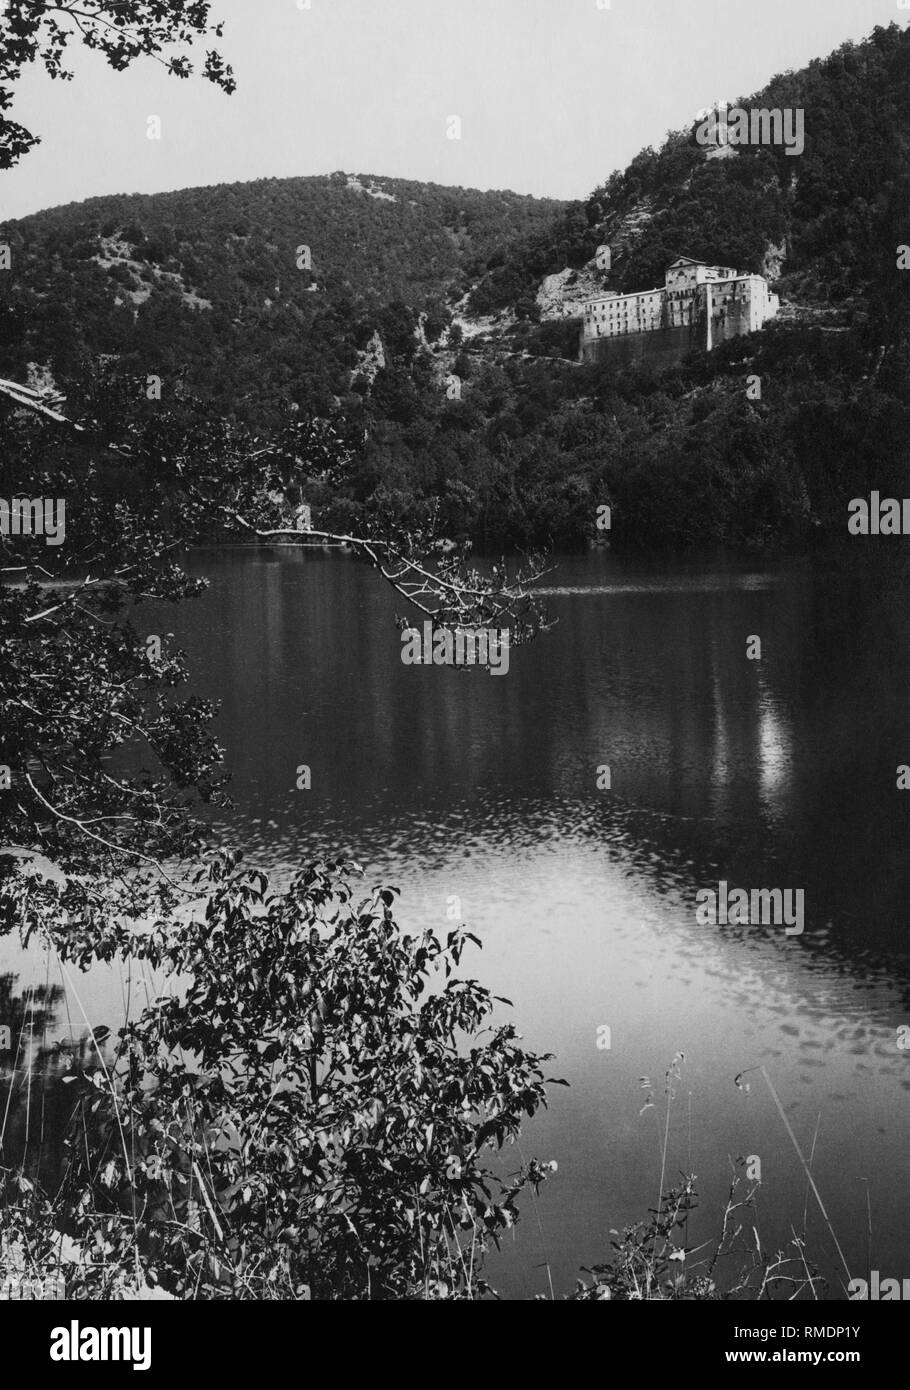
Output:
[3,856,560,1300]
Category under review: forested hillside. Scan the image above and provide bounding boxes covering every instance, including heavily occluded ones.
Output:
[2,24,910,552]
[469,21,910,314]
[0,172,563,426]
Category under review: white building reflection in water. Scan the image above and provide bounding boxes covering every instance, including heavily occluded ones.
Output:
[756,675,793,813]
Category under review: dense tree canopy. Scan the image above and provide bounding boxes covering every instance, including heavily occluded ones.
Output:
[471,22,910,310]
[2,25,909,555]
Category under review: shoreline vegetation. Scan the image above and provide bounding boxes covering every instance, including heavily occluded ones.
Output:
[0,857,843,1301]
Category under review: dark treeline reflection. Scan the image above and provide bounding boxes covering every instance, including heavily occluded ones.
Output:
[157,546,910,989]
[0,972,108,1190]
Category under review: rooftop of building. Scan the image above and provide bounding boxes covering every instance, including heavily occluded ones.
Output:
[582,267,772,310]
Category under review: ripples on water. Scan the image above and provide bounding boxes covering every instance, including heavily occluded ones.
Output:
[4,548,910,1298]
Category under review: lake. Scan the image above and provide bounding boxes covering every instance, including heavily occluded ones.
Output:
[4,544,910,1299]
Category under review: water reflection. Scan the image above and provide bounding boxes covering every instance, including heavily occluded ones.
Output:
[0,970,111,1189]
[3,547,910,1298]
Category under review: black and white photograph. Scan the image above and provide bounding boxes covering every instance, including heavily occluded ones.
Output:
[1,0,909,1360]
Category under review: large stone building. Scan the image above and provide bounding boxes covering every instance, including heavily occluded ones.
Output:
[579,257,779,367]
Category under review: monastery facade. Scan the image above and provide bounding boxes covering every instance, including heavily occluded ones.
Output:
[579,257,779,367]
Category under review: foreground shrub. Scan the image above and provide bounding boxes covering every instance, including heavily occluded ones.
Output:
[3,857,559,1300]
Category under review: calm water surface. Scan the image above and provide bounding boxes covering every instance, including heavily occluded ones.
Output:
[5,547,910,1299]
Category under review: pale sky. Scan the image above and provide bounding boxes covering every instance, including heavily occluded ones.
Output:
[0,0,903,221]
